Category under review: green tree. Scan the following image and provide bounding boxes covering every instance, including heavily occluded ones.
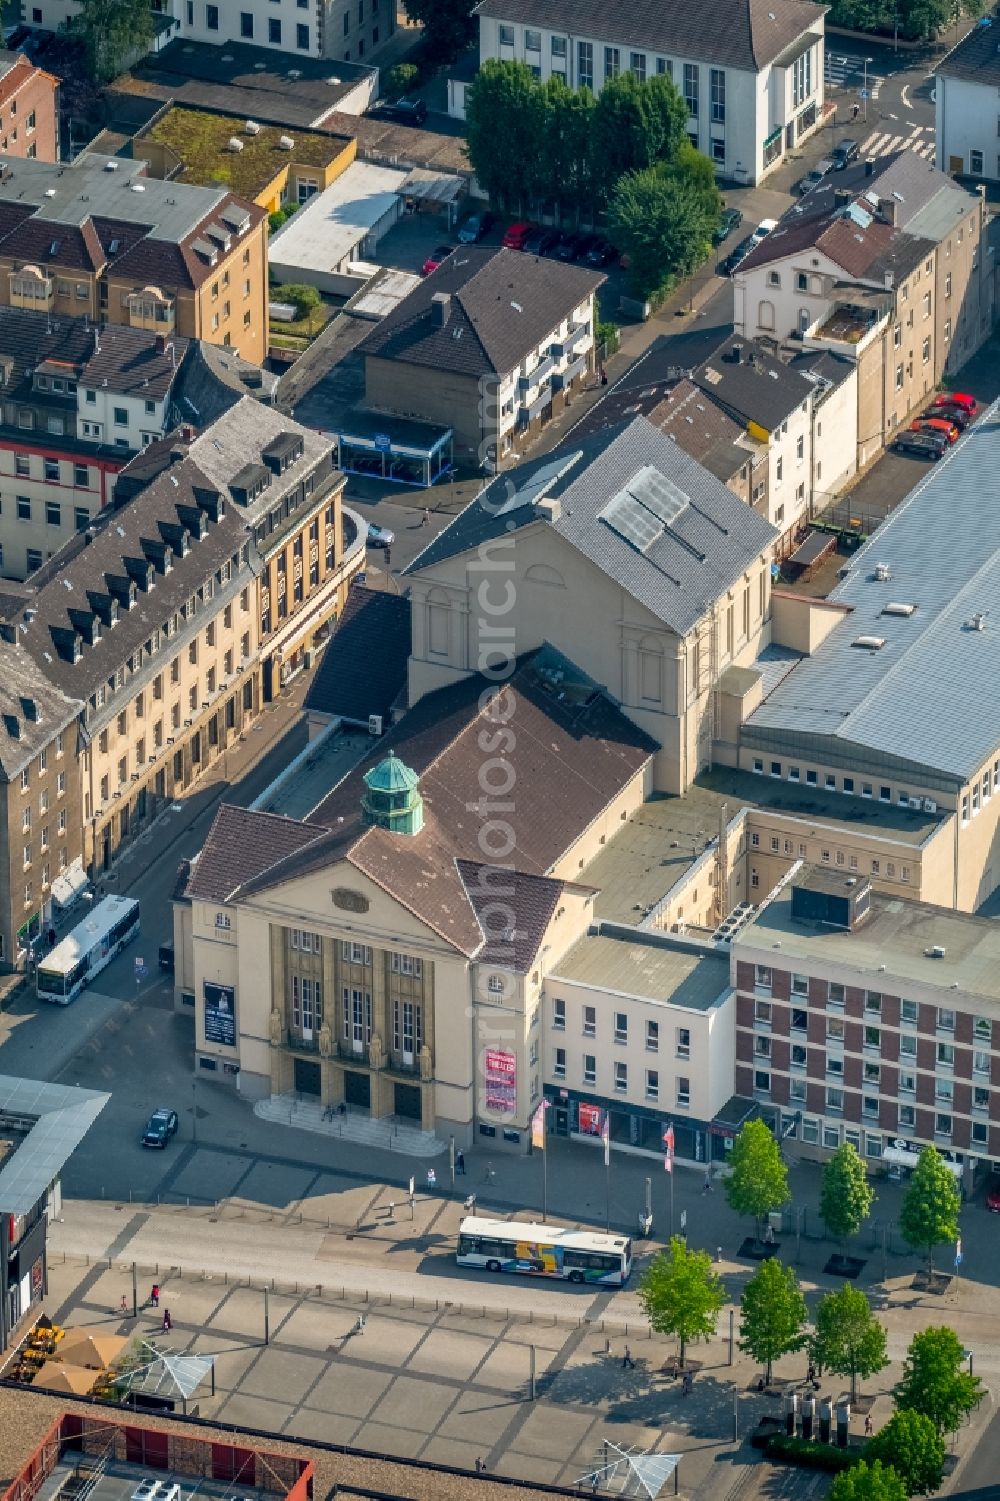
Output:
[812,1283,888,1401]
[607,166,719,302]
[738,1257,808,1385]
[820,1142,875,1259]
[466,61,547,211]
[638,1236,726,1366]
[67,0,153,82]
[385,62,420,97]
[590,72,687,194]
[894,1326,984,1436]
[898,1146,961,1275]
[402,0,476,62]
[865,1410,946,1496]
[537,75,592,220]
[830,1461,909,1501]
[722,1118,790,1244]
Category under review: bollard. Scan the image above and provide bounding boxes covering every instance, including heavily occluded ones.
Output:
[785,1392,799,1436]
[801,1396,815,1442]
[836,1402,850,1447]
[819,1399,832,1444]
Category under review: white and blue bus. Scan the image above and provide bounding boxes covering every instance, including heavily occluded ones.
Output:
[456,1216,632,1286]
[36,895,140,1004]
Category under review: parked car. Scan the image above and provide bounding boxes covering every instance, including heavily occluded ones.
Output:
[553,230,592,260]
[832,138,861,170]
[502,221,535,250]
[141,1109,179,1149]
[720,236,754,275]
[893,430,949,460]
[929,402,972,430]
[367,523,395,550]
[986,1175,1000,1213]
[421,244,454,276]
[910,416,960,443]
[796,158,835,195]
[933,390,977,414]
[750,217,778,243]
[712,206,743,245]
[374,97,427,125]
[456,211,493,244]
[522,226,561,255]
[158,941,174,973]
[584,237,618,267]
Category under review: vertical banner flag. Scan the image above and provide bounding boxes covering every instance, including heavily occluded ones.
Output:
[531,1099,549,1150]
[602,1110,610,1167]
[663,1123,675,1174]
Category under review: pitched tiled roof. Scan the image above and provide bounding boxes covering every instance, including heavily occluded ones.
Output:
[0,647,81,778]
[409,416,777,636]
[194,648,656,960]
[304,587,411,724]
[696,335,817,431]
[937,19,1000,86]
[185,803,328,902]
[457,859,567,970]
[358,246,603,380]
[0,307,189,403]
[473,0,826,71]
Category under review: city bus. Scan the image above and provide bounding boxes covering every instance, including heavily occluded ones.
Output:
[36,895,141,1004]
[456,1216,632,1286]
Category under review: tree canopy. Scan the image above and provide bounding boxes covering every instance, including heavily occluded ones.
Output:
[825,0,981,39]
[894,1326,985,1435]
[829,1461,909,1501]
[898,1147,961,1274]
[738,1257,808,1385]
[402,0,476,61]
[812,1284,888,1401]
[865,1410,946,1496]
[67,0,153,83]
[820,1142,875,1256]
[723,1118,790,1241]
[638,1236,726,1365]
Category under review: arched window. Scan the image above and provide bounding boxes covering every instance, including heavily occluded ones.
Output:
[757,300,775,331]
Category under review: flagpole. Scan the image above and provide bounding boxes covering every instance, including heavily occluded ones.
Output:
[670,1166,675,1238]
[542,1132,548,1223]
[605,1151,610,1233]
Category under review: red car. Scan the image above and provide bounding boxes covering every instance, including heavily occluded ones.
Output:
[502,221,535,250]
[421,244,454,276]
[986,1177,1000,1213]
[933,391,976,414]
[910,416,960,443]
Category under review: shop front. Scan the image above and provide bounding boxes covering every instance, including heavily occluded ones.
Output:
[543,1085,714,1165]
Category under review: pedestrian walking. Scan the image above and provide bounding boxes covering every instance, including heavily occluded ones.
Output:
[426,1167,437,1189]
[150,1283,159,1308]
[161,1309,172,1332]
[119,1294,129,1315]
[456,1150,465,1175]
[422,507,430,526]
[387,1200,395,1219]
[383,546,391,569]
[864,1414,873,1437]
[599,367,608,386]
[621,1346,634,1370]
[852,102,860,120]
[702,1170,713,1194]
[355,1314,366,1334]
[764,1223,775,1246]
[484,1161,495,1183]
[682,1371,693,1396]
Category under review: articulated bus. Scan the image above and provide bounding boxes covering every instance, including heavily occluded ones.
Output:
[36,895,141,1004]
[456,1216,632,1286]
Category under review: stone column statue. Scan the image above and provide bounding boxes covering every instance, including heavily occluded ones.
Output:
[318,1021,332,1058]
[369,1032,385,1071]
[419,1044,433,1081]
[269,1007,282,1046]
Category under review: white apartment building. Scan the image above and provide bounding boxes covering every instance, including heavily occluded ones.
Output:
[935,19,1000,181]
[472,0,827,184]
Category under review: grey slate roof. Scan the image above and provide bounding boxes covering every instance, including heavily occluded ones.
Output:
[173,341,278,429]
[357,245,603,380]
[936,17,1000,86]
[0,1076,109,1216]
[696,336,816,432]
[473,0,827,71]
[304,587,411,724]
[0,651,81,780]
[408,416,777,637]
[745,401,1000,784]
[0,307,189,402]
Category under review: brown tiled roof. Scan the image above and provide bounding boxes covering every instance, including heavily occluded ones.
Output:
[457,859,565,970]
[358,246,604,380]
[0,217,107,273]
[185,803,328,902]
[473,0,826,71]
[0,54,50,107]
[197,651,656,959]
[304,586,411,725]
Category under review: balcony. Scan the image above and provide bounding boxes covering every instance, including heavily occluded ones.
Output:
[338,1039,368,1064]
[387,1051,421,1077]
[128,286,176,332]
[10,266,53,310]
[286,1028,319,1053]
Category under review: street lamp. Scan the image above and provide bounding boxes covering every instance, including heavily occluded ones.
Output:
[862,58,873,125]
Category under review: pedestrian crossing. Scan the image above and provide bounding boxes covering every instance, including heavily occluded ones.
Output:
[824,53,883,98]
[858,124,936,162]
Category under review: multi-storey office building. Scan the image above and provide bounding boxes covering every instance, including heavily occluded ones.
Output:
[0,49,59,163]
[732,864,1000,1176]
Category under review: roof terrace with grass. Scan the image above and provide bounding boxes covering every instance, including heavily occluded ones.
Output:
[138,107,355,210]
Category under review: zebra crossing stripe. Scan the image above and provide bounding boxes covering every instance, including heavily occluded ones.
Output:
[857,130,937,162]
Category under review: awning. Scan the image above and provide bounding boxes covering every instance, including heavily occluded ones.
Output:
[883,1144,963,1179]
[398,167,465,205]
[50,859,89,910]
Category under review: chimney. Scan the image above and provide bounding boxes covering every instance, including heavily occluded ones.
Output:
[431,292,451,328]
[731,343,742,363]
[155,334,167,354]
[865,159,876,177]
[879,198,896,226]
[170,443,189,463]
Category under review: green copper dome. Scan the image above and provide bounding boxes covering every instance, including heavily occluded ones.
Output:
[361,751,424,835]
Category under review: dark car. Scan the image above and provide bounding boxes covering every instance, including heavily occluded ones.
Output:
[929,402,972,430]
[987,1174,1000,1213]
[522,227,561,256]
[553,230,589,260]
[712,206,743,245]
[456,211,493,244]
[421,244,454,276]
[832,138,861,170]
[158,942,174,973]
[721,236,754,275]
[796,158,835,195]
[142,1109,179,1148]
[893,430,949,460]
[374,97,428,126]
[584,237,617,267]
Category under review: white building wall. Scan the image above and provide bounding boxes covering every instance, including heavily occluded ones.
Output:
[736,250,845,342]
[811,375,858,500]
[77,386,168,453]
[935,75,997,181]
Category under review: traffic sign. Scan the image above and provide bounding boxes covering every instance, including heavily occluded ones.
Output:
[680,1209,687,1231]
[858,88,870,98]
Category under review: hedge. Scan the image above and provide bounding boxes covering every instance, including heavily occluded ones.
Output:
[766,1435,861,1472]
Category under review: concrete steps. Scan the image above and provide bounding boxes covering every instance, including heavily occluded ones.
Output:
[254,1092,446,1158]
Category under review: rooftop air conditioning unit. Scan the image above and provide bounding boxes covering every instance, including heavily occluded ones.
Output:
[923,798,938,813]
[908,797,921,810]
[278,135,295,150]
[368,714,383,736]
[104,160,119,171]
[227,137,245,153]
[928,945,946,959]
[245,120,261,135]
[874,562,891,581]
